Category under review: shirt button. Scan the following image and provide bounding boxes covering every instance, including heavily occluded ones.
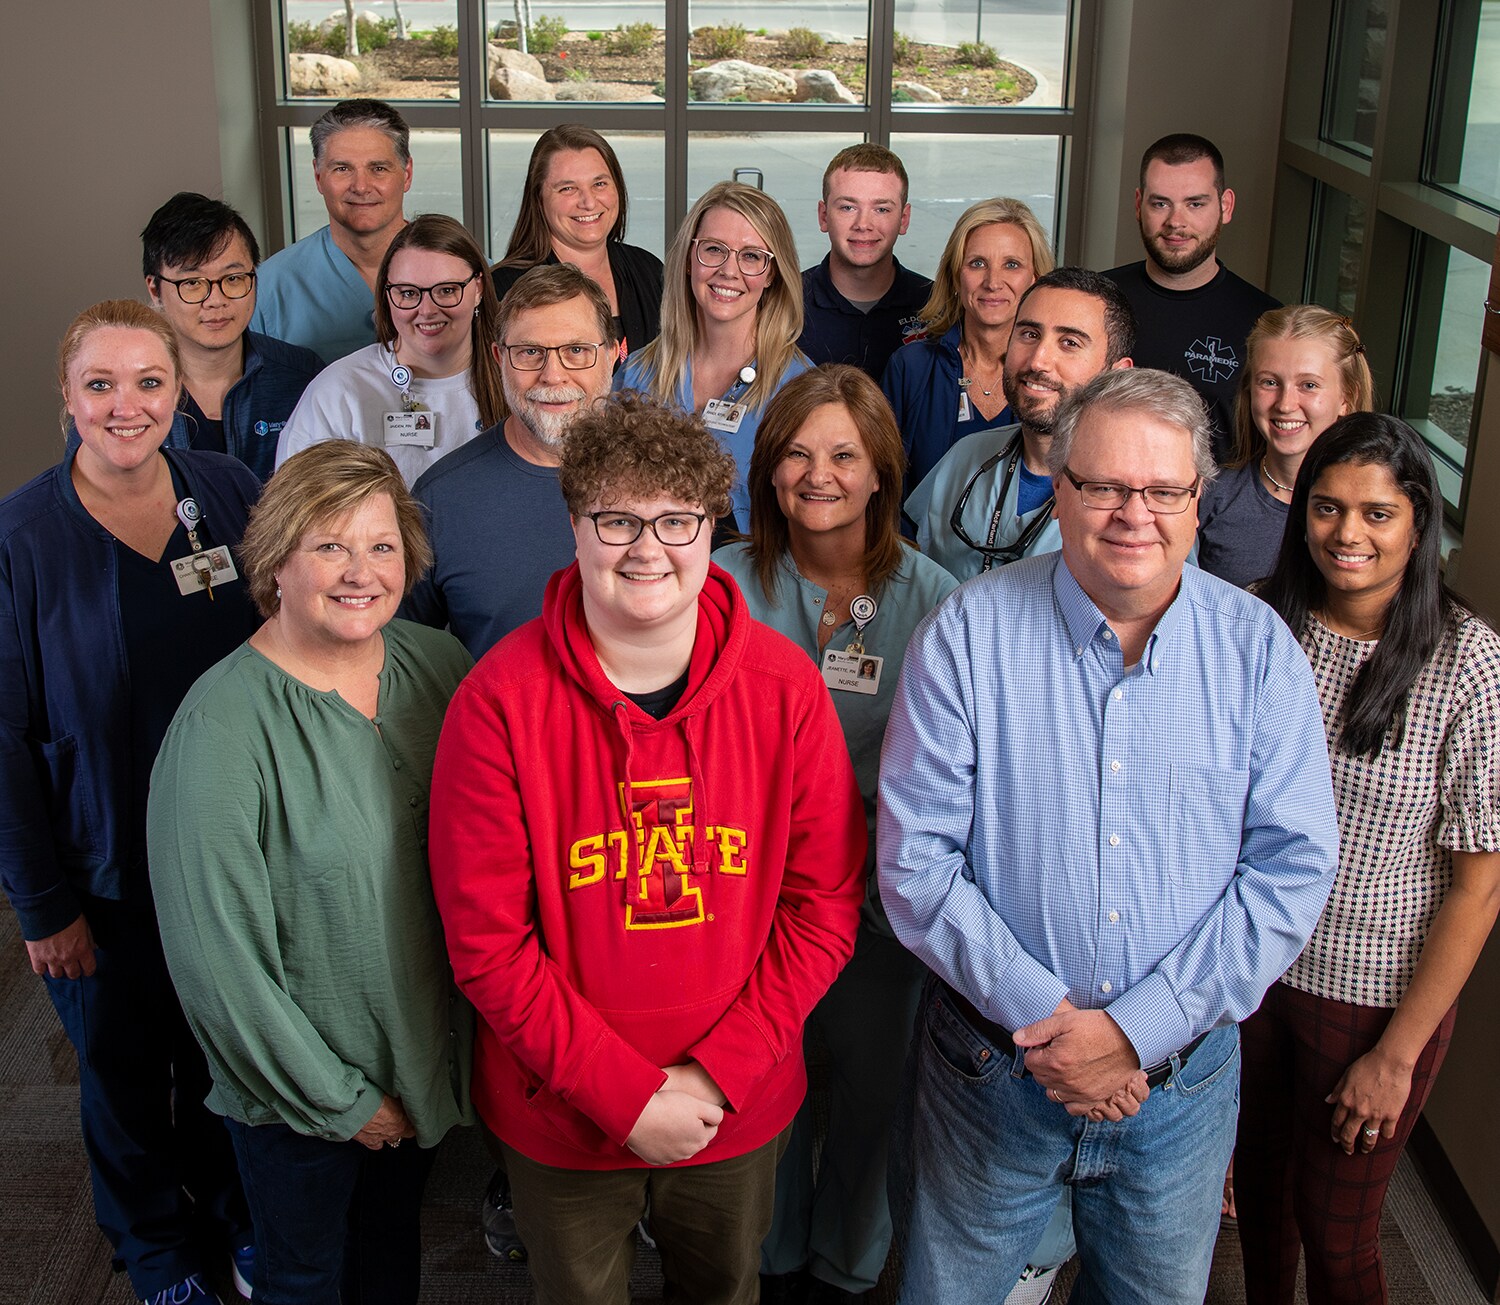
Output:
[392,759,402,770]
[1075,645,1083,656]
[1101,981,1113,994]
[1109,910,1119,923]
[1113,689,1124,701]
[1110,760,1121,772]
[409,796,420,808]
[1102,629,1114,641]
[1108,834,1120,847]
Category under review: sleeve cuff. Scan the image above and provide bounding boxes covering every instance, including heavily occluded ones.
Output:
[1103,972,1194,1069]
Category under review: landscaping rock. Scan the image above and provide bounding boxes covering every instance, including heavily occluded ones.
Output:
[793,69,858,104]
[554,82,663,102]
[489,66,555,100]
[690,60,797,102]
[487,43,545,81]
[289,52,363,96]
[893,80,941,102]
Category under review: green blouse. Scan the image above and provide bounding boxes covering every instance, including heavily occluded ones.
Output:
[148,620,474,1146]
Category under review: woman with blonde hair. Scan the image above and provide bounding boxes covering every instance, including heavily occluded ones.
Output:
[715,365,957,1300]
[1197,305,1375,588]
[615,181,810,529]
[277,214,504,485]
[492,124,664,359]
[882,197,1054,494]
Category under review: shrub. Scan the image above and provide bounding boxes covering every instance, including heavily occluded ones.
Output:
[891,32,913,66]
[956,40,998,67]
[891,86,914,102]
[586,30,604,41]
[780,27,826,60]
[993,72,1019,96]
[287,21,322,52]
[425,24,459,58]
[694,24,748,60]
[607,21,657,56]
[528,14,570,54]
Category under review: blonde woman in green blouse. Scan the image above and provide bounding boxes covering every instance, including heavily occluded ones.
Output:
[149,440,473,1305]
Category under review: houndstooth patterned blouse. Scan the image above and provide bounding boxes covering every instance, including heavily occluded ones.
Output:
[1282,610,1500,1008]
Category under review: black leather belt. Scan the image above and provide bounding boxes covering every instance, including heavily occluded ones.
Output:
[939,981,1209,1089]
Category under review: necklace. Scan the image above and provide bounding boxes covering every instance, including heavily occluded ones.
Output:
[959,342,1004,397]
[1261,457,1295,495]
[1314,609,1383,641]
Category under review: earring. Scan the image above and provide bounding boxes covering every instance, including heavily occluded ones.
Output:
[473,306,480,319]
[275,585,282,600]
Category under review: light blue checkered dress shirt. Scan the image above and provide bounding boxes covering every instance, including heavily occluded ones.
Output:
[877,552,1340,1067]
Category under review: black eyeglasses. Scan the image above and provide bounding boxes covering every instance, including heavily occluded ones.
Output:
[501,342,606,371]
[156,272,257,304]
[384,274,480,309]
[1061,467,1201,514]
[691,239,775,277]
[586,511,708,546]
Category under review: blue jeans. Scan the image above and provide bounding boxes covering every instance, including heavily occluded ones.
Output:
[225,1118,437,1305]
[891,981,1239,1304]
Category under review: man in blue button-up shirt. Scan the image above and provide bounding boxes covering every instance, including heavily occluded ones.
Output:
[878,367,1339,1303]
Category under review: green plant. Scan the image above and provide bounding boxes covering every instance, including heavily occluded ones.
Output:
[755,28,768,37]
[779,27,826,60]
[286,20,322,52]
[425,24,459,59]
[607,21,657,56]
[651,79,668,98]
[694,24,748,60]
[993,73,1019,96]
[891,87,914,102]
[891,32,913,65]
[586,30,604,41]
[956,40,998,67]
[565,64,591,81]
[527,14,570,54]
[914,62,930,76]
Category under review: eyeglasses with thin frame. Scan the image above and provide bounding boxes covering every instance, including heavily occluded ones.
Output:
[586,510,709,547]
[384,273,480,310]
[1061,467,1201,514]
[155,271,257,304]
[691,239,775,277]
[501,342,606,371]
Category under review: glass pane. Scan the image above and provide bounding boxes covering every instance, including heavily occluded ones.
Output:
[483,2,666,102]
[289,127,464,242]
[893,0,1068,108]
[687,9,871,104]
[1425,0,1500,210]
[1305,184,1367,318]
[283,0,461,101]
[892,133,1060,275]
[488,129,667,261]
[1320,0,1387,158]
[687,133,864,267]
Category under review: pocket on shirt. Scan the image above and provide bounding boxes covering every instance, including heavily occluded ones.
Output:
[33,734,100,858]
[1167,764,1249,887]
[922,988,1009,1084]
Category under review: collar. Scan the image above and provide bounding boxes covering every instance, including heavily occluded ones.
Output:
[1052,554,1192,676]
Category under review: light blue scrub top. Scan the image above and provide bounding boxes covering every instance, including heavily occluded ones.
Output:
[250,225,378,365]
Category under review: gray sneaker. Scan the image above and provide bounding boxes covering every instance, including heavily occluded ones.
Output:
[481,1168,527,1262]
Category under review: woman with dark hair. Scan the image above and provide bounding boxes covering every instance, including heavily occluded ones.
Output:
[1236,413,1500,1304]
[277,214,503,484]
[616,181,810,529]
[714,365,957,1300]
[0,300,260,1304]
[493,125,664,359]
[149,440,473,1305]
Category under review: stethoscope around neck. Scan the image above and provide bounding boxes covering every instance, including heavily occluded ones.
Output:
[948,431,1055,572]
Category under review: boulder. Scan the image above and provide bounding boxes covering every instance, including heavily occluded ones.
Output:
[489,66,555,100]
[487,42,545,81]
[318,10,382,34]
[792,69,858,104]
[690,60,797,102]
[554,82,663,102]
[893,80,941,102]
[288,52,362,96]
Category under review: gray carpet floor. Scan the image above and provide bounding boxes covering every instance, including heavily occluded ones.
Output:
[0,903,1474,1303]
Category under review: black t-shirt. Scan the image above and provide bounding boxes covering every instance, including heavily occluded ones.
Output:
[1103,261,1280,464]
[625,666,691,720]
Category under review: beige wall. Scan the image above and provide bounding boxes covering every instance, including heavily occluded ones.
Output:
[3,0,227,496]
[1079,0,1294,287]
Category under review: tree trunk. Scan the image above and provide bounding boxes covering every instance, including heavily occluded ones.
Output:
[343,0,359,57]
[393,0,409,40]
[515,0,529,52]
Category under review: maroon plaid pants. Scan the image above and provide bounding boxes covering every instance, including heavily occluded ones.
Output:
[1234,981,1454,1304]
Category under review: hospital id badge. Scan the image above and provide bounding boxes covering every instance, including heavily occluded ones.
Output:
[171,547,239,597]
[702,398,747,433]
[384,410,437,448]
[822,650,882,695]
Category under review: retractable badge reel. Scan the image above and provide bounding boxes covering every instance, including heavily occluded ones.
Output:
[384,363,437,448]
[822,594,884,694]
[169,496,238,600]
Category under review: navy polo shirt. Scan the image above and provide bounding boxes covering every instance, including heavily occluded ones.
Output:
[799,255,932,381]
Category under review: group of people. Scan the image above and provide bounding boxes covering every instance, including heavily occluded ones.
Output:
[2,93,1496,1305]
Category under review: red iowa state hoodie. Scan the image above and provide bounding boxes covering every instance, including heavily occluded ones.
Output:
[428,561,866,1169]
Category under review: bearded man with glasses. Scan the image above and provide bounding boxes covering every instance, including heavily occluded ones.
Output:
[879,367,1340,1304]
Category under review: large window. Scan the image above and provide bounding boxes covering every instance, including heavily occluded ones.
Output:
[254,0,1093,264]
[1274,0,1500,524]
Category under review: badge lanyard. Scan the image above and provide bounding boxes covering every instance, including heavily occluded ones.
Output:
[948,432,1055,573]
[846,594,877,655]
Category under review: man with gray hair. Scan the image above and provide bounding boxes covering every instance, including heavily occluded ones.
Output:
[401,263,618,660]
[250,98,412,363]
[878,367,1340,1301]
